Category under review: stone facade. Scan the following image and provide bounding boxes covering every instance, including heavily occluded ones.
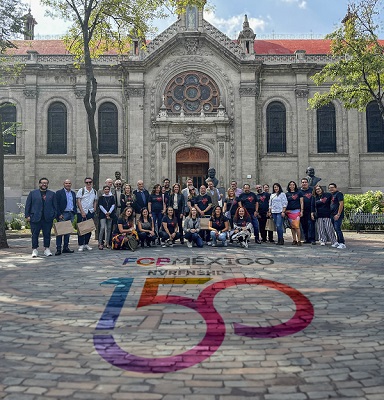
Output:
[1,6,383,212]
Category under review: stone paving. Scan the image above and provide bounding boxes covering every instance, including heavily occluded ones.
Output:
[0,232,383,400]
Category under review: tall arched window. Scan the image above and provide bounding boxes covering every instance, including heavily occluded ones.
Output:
[98,102,118,154]
[0,103,17,155]
[317,103,336,153]
[267,101,286,153]
[366,101,384,152]
[48,102,67,154]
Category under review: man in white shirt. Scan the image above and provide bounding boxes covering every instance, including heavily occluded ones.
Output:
[76,177,97,251]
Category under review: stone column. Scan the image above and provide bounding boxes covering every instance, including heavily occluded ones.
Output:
[23,87,38,191]
[73,89,88,188]
[239,84,258,184]
[126,86,145,182]
[295,86,309,181]
[347,109,361,192]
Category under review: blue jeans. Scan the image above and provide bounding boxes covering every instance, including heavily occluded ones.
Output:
[77,211,95,245]
[331,216,345,244]
[31,218,53,249]
[210,231,227,245]
[56,211,75,250]
[184,232,203,247]
[272,213,284,241]
[151,211,163,235]
[250,214,260,240]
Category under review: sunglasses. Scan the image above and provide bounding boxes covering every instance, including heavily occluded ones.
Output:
[85,181,92,184]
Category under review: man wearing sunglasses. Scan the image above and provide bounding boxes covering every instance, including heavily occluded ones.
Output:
[76,177,97,251]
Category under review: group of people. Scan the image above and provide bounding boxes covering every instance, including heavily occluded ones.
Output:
[24,169,346,257]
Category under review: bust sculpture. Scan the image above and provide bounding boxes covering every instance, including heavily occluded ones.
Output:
[306,166,321,187]
[205,167,218,187]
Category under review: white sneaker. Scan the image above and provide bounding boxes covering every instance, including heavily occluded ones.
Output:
[337,243,346,249]
[84,244,92,251]
[224,240,228,247]
[320,242,326,246]
[187,242,192,248]
[78,245,84,252]
[161,242,167,248]
[211,243,216,247]
[207,242,212,246]
[167,239,173,247]
[244,241,249,248]
[44,248,52,256]
[32,249,38,258]
[331,242,339,248]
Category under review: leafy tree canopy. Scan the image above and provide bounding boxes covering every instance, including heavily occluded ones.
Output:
[0,0,28,52]
[308,0,384,118]
[41,0,208,61]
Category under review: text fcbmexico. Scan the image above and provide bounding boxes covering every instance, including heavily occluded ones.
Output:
[123,256,274,267]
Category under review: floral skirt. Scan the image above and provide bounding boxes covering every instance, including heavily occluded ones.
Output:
[112,230,138,250]
[286,209,301,229]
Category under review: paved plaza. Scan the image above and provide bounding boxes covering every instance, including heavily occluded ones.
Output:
[0,232,383,400]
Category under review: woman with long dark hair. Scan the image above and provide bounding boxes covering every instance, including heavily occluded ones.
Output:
[168,183,185,244]
[159,207,181,247]
[311,185,337,246]
[268,183,288,245]
[137,207,156,247]
[285,180,304,246]
[208,206,230,247]
[111,207,138,250]
[148,184,165,244]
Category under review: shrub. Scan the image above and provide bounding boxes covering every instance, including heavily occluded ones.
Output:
[344,191,384,214]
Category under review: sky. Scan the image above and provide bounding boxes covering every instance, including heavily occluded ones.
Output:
[27,0,352,39]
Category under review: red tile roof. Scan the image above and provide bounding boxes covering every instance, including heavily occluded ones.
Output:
[8,38,384,56]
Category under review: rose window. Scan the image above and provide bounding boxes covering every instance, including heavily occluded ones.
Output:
[164,71,220,113]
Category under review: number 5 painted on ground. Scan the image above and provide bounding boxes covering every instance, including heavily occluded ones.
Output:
[93,277,314,373]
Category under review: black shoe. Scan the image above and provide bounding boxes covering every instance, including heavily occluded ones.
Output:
[311,241,316,245]
[261,239,267,242]
[255,239,261,244]
[304,240,311,244]
[269,239,275,243]
[55,250,61,256]
[62,248,74,253]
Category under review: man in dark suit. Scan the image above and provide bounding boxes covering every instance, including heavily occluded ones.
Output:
[133,180,149,220]
[55,179,76,255]
[25,177,58,257]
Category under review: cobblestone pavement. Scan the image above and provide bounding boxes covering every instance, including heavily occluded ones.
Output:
[0,232,383,400]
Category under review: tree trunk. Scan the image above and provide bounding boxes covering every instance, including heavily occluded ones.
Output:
[0,117,9,248]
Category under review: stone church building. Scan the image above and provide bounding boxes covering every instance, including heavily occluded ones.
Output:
[1,5,384,209]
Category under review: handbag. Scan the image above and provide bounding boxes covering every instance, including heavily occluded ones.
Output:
[53,220,73,236]
[127,235,139,251]
[265,218,276,232]
[77,218,96,236]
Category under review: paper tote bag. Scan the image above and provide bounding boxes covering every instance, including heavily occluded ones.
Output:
[54,220,74,236]
[265,218,276,232]
[77,219,96,236]
[199,216,210,230]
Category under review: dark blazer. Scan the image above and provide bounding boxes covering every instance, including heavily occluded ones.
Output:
[56,188,77,217]
[168,193,185,213]
[25,189,57,223]
[132,189,150,213]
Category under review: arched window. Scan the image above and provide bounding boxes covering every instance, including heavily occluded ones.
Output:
[267,101,286,153]
[48,102,67,154]
[317,103,336,153]
[98,102,118,154]
[366,101,384,152]
[164,71,220,114]
[0,103,17,155]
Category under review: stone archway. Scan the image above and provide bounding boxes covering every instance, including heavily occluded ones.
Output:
[176,147,209,188]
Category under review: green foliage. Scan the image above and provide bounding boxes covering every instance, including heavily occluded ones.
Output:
[344,191,384,214]
[308,0,384,118]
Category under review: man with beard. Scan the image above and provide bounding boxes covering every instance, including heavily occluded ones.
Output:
[256,184,274,243]
[238,184,261,244]
[25,177,57,257]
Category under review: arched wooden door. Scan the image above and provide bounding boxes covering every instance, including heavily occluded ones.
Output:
[176,148,209,189]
